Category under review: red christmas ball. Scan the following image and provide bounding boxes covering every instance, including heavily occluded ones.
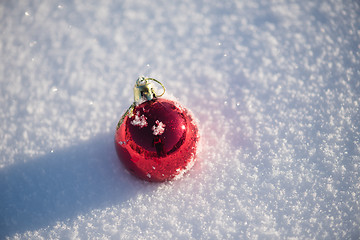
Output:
[115,98,199,182]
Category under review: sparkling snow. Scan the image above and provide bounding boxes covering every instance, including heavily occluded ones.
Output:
[131,113,148,128]
[152,120,166,136]
[0,0,359,239]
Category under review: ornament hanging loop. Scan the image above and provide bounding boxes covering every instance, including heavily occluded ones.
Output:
[134,76,166,103]
[145,78,166,98]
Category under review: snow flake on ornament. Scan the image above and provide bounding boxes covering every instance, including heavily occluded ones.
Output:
[131,113,148,128]
[152,120,166,135]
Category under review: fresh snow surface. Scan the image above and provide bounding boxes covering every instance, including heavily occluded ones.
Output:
[0,0,359,239]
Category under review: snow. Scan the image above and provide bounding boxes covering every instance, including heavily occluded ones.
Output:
[0,0,359,239]
[131,113,148,128]
[152,120,165,136]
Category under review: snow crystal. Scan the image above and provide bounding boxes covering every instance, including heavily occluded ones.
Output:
[118,140,128,146]
[130,113,148,128]
[152,120,166,135]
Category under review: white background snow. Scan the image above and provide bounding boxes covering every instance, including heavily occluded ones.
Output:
[1,0,359,239]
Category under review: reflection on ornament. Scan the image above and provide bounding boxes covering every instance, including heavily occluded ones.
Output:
[115,77,199,182]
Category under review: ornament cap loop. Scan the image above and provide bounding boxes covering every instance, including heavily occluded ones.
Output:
[134,77,165,103]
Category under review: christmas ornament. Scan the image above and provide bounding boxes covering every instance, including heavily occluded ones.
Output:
[115,77,199,182]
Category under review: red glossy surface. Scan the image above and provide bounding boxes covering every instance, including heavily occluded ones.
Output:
[115,98,199,182]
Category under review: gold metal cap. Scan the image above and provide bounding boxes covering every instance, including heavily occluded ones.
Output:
[133,77,165,103]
